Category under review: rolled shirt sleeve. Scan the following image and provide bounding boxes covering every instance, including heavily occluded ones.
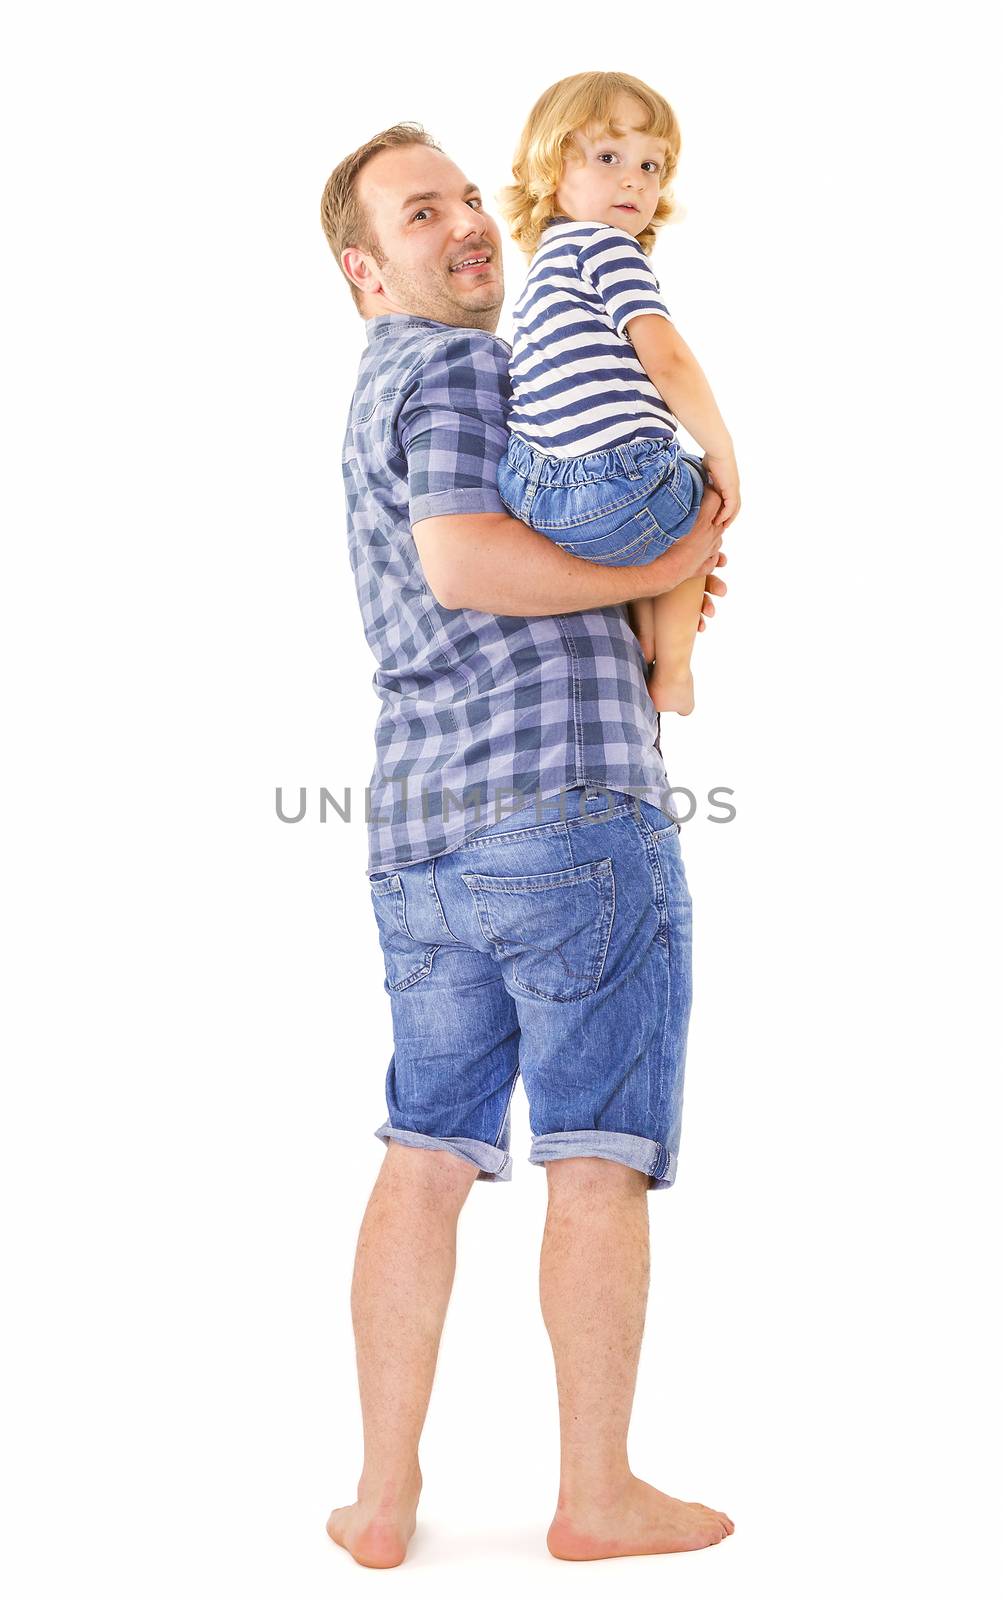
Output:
[577,226,673,341]
[396,332,512,524]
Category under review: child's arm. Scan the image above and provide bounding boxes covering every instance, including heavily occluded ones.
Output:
[627,315,740,531]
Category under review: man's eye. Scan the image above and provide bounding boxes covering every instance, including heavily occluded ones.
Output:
[467,197,482,209]
[411,209,430,222]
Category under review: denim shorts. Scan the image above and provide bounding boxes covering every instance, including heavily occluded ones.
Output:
[366,783,693,1190]
[498,434,707,566]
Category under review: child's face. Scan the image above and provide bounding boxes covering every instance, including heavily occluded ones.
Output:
[555,93,667,237]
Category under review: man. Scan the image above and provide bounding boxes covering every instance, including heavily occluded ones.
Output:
[319,123,733,1568]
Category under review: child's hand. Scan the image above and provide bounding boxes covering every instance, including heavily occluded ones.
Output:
[702,452,741,531]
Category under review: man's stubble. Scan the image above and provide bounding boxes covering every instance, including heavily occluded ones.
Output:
[376,254,504,333]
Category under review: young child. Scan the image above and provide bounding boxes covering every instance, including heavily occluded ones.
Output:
[498,71,740,715]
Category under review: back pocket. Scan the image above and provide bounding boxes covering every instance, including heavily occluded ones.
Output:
[459,858,615,1002]
[555,507,669,566]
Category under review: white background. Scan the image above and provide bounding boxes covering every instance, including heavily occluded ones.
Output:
[3,2,1000,1595]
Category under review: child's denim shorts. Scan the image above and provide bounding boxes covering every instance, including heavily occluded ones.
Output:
[498,433,707,565]
[366,782,693,1191]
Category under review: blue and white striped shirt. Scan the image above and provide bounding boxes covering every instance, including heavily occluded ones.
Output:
[508,219,677,458]
[341,314,675,876]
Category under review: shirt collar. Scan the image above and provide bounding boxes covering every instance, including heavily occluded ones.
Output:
[364,313,466,343]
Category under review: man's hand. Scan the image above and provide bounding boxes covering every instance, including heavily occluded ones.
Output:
[696,555,728,632]
[641,482,725,594]
[628,554,728,650]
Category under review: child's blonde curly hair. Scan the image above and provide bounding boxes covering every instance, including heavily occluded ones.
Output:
[499,71,682,258]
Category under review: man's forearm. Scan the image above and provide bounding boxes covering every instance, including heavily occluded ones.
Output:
[426,512,692,617]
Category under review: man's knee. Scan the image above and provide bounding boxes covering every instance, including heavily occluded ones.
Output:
[382,1139,480,1199]
[545,1155,649,1197]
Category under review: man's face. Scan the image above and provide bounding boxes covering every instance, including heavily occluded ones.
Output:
[349,146,504,329]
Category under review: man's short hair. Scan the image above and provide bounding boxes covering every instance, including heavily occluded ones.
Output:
[320,123,441,314]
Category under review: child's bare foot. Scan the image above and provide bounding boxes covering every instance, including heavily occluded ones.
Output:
[548,1473,734,1561]
[648,668,695,715]
[325,1465,422,1569]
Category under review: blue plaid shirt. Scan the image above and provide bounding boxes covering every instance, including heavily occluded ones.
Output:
[342,313,673,876]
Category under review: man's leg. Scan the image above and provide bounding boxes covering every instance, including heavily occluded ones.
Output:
[326,1141,478,1569]
[539,1156,735,1560]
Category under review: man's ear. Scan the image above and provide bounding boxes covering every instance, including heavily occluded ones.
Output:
[341,246,385,299]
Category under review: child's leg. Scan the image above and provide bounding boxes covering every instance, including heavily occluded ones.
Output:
[626,596,655,665]
[647,574,706,715]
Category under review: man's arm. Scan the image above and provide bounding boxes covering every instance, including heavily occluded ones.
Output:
[413,487,724,616]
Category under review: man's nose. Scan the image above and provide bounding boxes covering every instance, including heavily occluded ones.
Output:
[450,208,482,238]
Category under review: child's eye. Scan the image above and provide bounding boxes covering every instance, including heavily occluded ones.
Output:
[597,151,620,165]
[641,161,660,173]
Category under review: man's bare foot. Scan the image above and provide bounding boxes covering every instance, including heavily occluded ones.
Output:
[325,1465,422,1569]
[548,1474,734,1561]
[648,669,695,716]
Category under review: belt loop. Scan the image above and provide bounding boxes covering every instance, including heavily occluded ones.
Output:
[523,448,547,515]
[427,853,459,944]
[615,443,641,480]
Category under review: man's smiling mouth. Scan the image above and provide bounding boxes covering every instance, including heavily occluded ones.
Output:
[449,253,492,273]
